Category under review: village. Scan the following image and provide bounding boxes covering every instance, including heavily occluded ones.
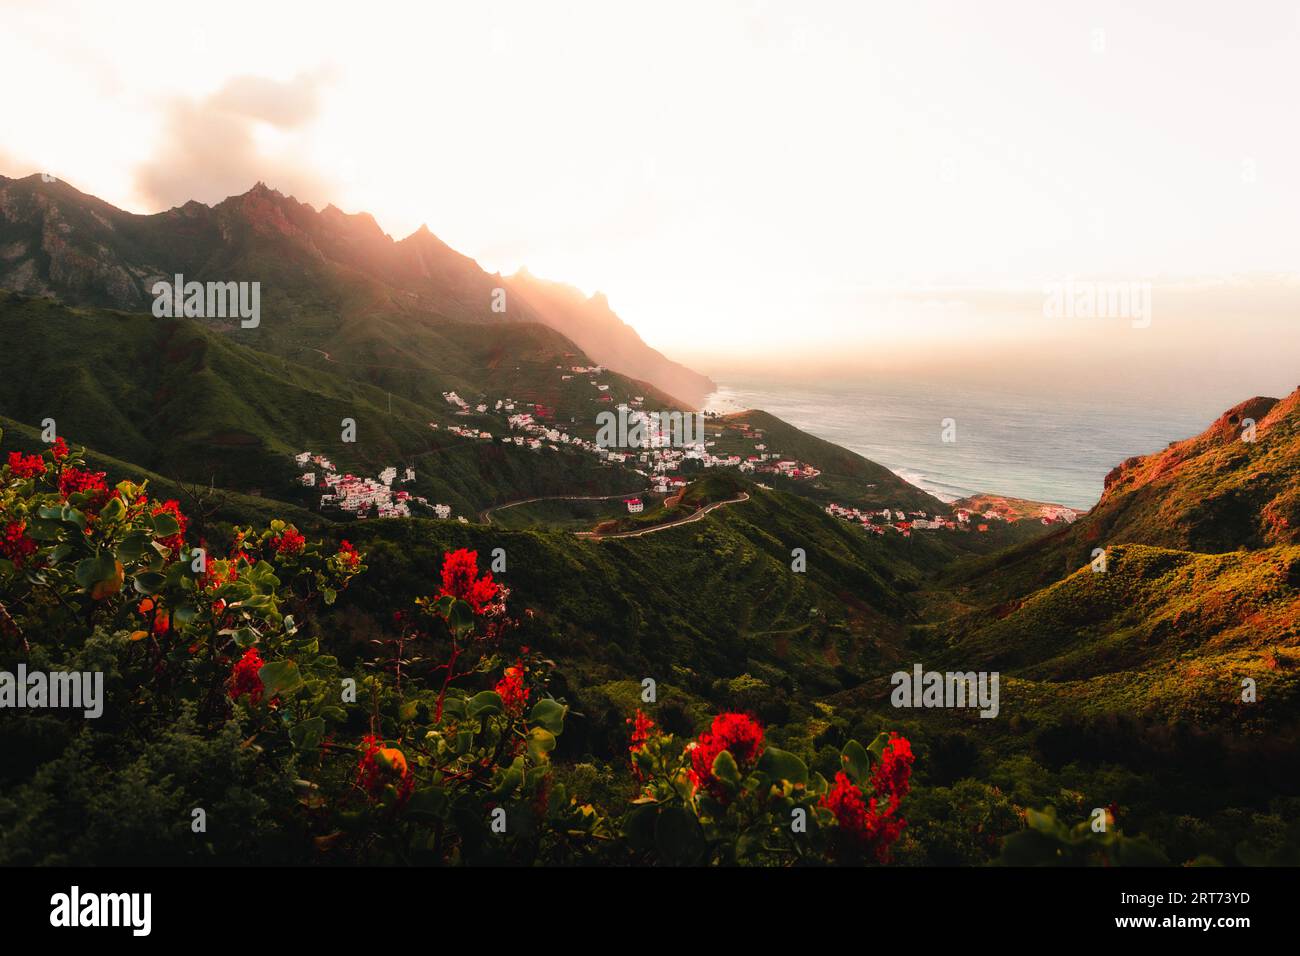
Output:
[451,369,826,507]
[823,499,1079,537]
[291,365,1003,525]
[294,452,459,521]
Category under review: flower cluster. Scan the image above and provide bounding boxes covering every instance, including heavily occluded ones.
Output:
[495,660,530,715]
[438,547,500,612]
[228,647,266,705]
[58,467,110,510]
[820,733,914,862]
[689,712,765,802]
[6,452,44,479]
[269,526,307,556]
[150,499,189,553]
[337,539,361,571]
[628,709,655,754]
[1,520,38,568]
[627,709,656,780]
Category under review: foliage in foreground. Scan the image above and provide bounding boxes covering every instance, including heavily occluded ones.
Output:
[0,433,918,864]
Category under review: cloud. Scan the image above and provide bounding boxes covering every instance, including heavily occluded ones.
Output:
[134,70,337,210]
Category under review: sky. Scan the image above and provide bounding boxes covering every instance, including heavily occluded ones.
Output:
[2,0,1298,367]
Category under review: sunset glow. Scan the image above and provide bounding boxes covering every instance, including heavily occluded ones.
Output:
[4,0,1298,359]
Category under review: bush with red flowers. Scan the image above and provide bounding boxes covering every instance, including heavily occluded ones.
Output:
[1,430,919,867]
[627,706,915,865]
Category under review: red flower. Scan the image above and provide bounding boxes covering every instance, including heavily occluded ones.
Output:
[228,647,266,705]
[821,734,914,862]
[628,709,655,754]
[150,500,189,552]
[628,709,656,780]
[7,452,44,479]
[869,733,914,807]
[337,539,361,571]
[50,437,69,461]
[438,548,499,612]
[823,771,871,833]
[58,468,109,509]
[821,771,907,863]
[495,661,530,715]
[688,712,765,802]
[1,521,38,568]
[200,560,240,592]
[356,735,414,805]
[270,526,306,556]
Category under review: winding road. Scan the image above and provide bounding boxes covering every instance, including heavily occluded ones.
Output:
[479,491,648,525]
[296,342,754,538]
[480,491,751,539]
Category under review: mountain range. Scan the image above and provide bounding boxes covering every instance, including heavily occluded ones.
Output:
[0,174,715,406]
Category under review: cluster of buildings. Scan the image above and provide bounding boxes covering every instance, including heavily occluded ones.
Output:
[288,371,832,525]
[294,452,455,521]
[1037,505,1079,525]
[824,503,964,537]
[824,501,1077,538]
[444,424,493,440]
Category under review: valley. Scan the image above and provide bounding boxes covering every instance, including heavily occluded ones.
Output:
[1,172,1297,868]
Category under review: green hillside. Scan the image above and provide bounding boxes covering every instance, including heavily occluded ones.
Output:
[715,409,945,513]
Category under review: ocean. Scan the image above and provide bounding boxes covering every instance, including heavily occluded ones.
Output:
[704,373,1246,511]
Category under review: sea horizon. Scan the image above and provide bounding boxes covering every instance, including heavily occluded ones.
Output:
[703,372,1260,511]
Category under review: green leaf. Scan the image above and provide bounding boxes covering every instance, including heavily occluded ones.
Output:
[866,731,892,763]
[75,552,117,590]
[132,571,166,595]
[117,531,152,562]
[527,698,567,734]
[840,739,871,783]
[467,690,503,718]
[527,726,556,761]
[712,749,741,790]
[151,511,181,538]
[290,717,325,752]
[98,496,126,522]
[258,660,305,699]
[757,747,808,786]
[447,598,475,633]
[24,518,65,541]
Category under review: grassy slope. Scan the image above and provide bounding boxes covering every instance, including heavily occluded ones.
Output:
[945,390,1300,604]
[0,293,644,511]
[337,485,919,699]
